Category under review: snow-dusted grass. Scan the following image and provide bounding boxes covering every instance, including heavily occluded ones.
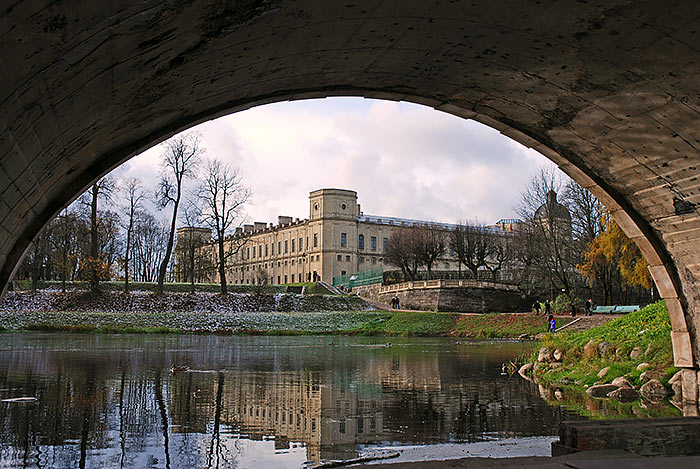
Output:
[0,310,391,334]
[0,291,384,335]
[0,291,370,314]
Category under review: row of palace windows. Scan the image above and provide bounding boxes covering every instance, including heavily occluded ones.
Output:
[339,233,388,251]
[336,255,386,266]
[234,254,322,272]
[243,233,320,260]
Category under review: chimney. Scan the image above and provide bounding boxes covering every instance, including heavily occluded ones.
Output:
[243,224,254,234]
[254,222,266,231]
[278,216,292,226]
[235,227,243,236]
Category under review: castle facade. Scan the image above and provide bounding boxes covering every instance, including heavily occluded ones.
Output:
[176,188,520,286]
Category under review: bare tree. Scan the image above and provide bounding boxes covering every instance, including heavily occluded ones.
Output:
[156,132,202,294]
[415,225,446,280]
[81,176,116,292]
[517,167,578,296]
[179,199,209,293]
[198,158,251,294]
[386,227,423,281]
[450,221,492,277]
[121,177,145,293]
[49,210,82,292]
[485,232,514,280]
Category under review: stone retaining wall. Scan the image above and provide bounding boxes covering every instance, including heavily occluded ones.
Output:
[357,279,522,313]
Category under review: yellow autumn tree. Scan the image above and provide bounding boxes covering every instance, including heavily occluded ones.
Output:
[578,211,651,304]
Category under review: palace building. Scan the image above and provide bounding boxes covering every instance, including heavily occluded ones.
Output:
[175,188,522,286]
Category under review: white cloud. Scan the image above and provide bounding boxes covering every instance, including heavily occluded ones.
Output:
[115,98,559,227]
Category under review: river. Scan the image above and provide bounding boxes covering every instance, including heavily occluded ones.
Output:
[0,333,588,468]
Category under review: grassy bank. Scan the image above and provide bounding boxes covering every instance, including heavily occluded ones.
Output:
[0,304,566,337]
[455,313,571,338]
[529,301,676,388]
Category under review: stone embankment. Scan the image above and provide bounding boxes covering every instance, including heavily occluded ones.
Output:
[519,342,675,404]
[513,302,695,416]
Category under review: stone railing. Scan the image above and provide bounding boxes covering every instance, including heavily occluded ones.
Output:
[377,279,518,293]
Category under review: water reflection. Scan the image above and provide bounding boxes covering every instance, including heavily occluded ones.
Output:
[0,334,583,468]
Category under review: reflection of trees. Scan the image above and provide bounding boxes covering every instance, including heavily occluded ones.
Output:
[0,335,601,467]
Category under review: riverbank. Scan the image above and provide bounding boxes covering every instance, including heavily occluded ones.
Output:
[517,301,683,417]
[0,291,582,336]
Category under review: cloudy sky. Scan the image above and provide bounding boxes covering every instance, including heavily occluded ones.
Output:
[116,97,557,226]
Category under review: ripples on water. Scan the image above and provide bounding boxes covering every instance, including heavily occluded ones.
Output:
[0,334,585,468]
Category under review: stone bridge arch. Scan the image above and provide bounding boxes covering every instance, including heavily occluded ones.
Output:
[1,1,700,399]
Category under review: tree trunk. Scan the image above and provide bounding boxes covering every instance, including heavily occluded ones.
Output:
[90,184,100,293]
[217,236,227,294]
[189,241,196,293]
[157,198,179,294]
[124,222,132,293]
[31,242,40,292]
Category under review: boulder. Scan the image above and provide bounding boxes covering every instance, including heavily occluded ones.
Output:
[554,389,563,400]
[611,376,634,388]
[583,340,599,360]
[630,347,643,359]
[537,347,552,363]
[607,386,639,403]
[597,341,612,357]
[597,366,610,378]
[518,363,533,376]
[553,349,564,361]
[586,384,619,398]
[640,370,664,381]
[669,370,683,385]
[671,381,682,401]
[636,362,650,371]
[640,379,668,401]
[518,333,530,340]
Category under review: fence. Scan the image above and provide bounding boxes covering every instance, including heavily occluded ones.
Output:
[332,266,384,289]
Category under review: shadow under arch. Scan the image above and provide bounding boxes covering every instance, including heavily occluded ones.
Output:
[1,0,698,387]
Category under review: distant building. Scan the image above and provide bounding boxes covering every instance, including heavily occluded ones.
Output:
[176,188,521,285]
[534,190,572,238]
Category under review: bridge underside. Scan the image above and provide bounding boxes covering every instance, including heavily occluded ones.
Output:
[2,1,700,405]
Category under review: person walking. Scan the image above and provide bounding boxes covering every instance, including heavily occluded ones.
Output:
[532,299,541,315]
[544,299,552,316]
[549,315,556,333]
[585,298,593,316]
[570,303,577,317]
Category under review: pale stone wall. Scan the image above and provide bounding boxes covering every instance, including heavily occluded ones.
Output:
[359,279,522,313]
[193,188,507,285]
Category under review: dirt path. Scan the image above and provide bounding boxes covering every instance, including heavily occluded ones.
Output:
[553,315,620,332]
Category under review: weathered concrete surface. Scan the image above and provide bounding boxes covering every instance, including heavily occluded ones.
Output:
[557,417,700,456]
[366,450,700,468]
[1,2,700,379]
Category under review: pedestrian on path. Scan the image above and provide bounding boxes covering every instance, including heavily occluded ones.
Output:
[533,299,541,315]
[549,315,556,333]
[585,298,593,316]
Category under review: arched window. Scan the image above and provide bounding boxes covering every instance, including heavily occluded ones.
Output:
[358,234,365,250]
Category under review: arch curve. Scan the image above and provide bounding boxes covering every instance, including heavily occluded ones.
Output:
[1,1,699,389]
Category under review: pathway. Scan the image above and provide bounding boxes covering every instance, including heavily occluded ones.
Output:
[364,450,700,468]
